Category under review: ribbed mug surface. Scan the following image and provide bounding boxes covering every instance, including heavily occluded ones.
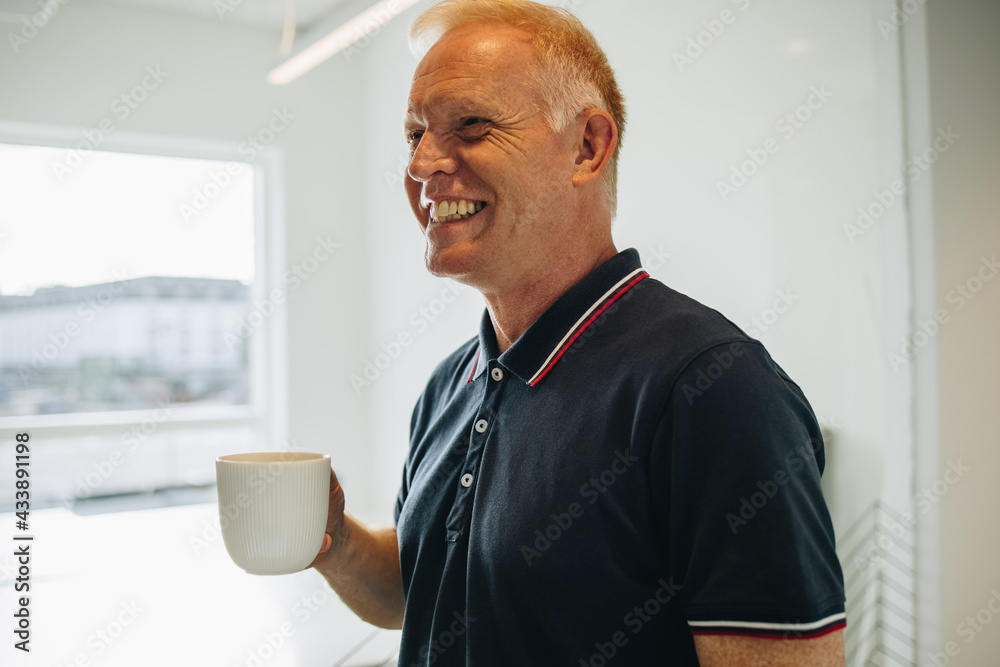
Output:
[216,452,330,575]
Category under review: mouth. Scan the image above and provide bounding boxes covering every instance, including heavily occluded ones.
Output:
[428,199,487,224]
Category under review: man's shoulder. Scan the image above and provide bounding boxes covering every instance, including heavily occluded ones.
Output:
[615,275,755,364]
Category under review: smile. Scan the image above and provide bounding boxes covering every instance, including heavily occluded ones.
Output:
[429,199,487,224]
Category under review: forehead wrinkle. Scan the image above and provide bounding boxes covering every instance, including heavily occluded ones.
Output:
[406,79,511,127]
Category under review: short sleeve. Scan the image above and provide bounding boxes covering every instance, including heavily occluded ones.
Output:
[393,467,407,526]
[394,394,425,526]
[650,340,846,639]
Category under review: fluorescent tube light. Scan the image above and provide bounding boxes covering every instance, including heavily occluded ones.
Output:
[267,0,421,85]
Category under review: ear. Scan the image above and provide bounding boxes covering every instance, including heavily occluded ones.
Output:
[571,109,617,188]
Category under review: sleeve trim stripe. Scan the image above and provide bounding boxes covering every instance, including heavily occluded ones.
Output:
[688,612,846,634]
[689,620,846,640]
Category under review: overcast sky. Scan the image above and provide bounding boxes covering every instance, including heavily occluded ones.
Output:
[0,143,255,295]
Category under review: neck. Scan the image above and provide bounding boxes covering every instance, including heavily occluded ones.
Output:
[482,242,618,353]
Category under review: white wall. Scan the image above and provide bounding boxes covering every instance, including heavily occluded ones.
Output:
[0,0,378,506]
[0,0,918,561]
[356,0,906,542]
[924,0,1000,662]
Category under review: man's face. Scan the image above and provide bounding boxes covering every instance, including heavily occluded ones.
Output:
[403,24,577,291]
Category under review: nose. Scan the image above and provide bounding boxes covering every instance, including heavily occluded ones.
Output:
[407,131,458,183]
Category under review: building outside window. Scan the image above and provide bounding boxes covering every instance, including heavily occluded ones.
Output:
[0,142,267,513]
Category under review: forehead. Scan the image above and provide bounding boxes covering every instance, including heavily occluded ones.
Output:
[405,25,539,120]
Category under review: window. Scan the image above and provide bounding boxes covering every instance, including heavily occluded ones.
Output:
[0,139,276,513]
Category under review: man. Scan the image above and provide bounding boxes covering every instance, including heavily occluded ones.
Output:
[310,1,846,664]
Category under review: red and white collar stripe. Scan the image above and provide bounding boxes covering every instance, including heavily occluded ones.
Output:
[467,267,649,385]
[527,268,648,385]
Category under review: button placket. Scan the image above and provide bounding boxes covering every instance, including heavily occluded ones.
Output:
[444,360,507,541]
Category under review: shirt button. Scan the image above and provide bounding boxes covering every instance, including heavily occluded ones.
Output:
[491,367,504,381]
[461,473,474,487]
[475,419,488,433]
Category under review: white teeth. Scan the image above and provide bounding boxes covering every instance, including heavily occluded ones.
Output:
[429,200,486,223]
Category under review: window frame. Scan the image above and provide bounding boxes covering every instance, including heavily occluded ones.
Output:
[0,119,287,454]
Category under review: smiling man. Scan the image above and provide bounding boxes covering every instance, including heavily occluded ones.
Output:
[310,1,846,665]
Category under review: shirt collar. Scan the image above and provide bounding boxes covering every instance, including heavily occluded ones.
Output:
[468,248,649,386]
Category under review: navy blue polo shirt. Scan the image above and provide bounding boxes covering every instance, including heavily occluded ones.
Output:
[393,248,845,666]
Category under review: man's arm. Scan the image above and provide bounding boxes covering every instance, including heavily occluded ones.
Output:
[308,468,405,629]
[694,629,846,666]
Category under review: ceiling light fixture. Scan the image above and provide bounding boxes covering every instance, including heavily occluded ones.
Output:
[267,0,421,85]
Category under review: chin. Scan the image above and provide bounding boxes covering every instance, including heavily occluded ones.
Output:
[423,245,484,284]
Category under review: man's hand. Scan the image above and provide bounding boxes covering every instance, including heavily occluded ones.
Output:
[307,465,405,629]
[694,629,846,666]
[309,467,347,567]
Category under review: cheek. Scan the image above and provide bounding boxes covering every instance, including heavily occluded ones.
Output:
[404,175,424,220]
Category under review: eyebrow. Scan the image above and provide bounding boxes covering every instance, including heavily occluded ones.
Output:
[403,91,498,129]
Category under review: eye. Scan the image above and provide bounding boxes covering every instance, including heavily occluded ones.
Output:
[460,117,490,132]
[457,118,489,140]
[405,130,423,154]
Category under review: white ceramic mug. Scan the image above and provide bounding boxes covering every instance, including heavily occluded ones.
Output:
[215,451,330,575]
